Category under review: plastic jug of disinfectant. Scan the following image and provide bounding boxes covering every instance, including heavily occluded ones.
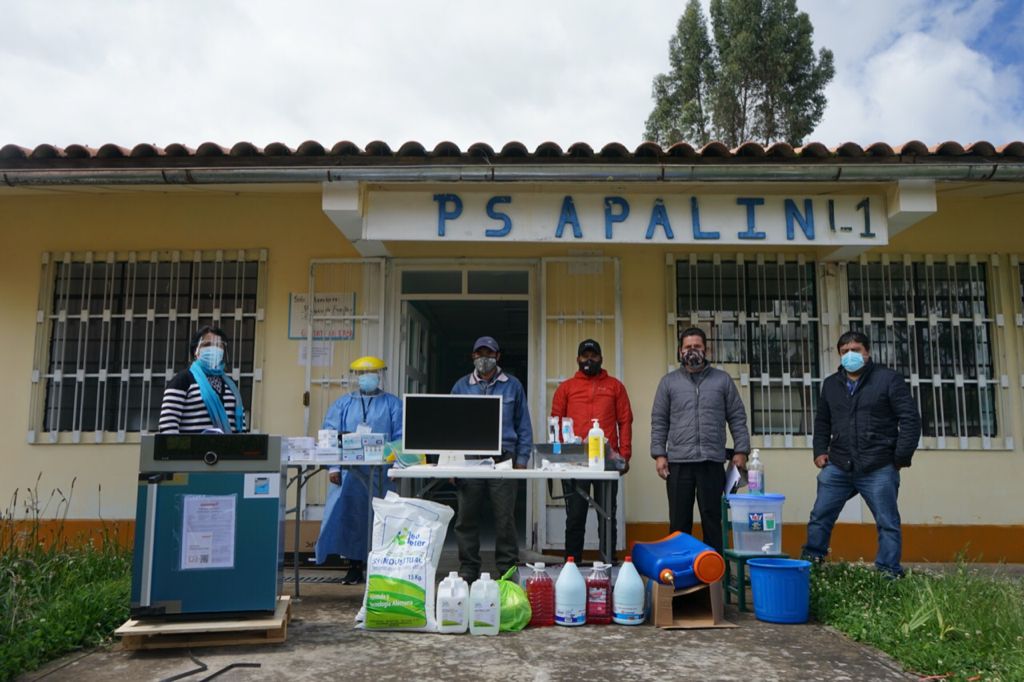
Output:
[631,531,725,588]
[526,563,554,627]
[554,556,586,626]
[588,419,605,469]
[437,571,470,634]
[586,562,612,624]
[613,556,645,625]
[469,573,500,636]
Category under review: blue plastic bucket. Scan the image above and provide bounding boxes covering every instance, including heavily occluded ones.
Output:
[747,558,811,624]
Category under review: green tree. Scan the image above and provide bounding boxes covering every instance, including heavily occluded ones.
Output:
[645,0,834,148]
[644,0,716,146]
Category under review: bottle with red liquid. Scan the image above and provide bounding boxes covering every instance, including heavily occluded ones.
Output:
[586,562,612,624]
[525,562,554,627]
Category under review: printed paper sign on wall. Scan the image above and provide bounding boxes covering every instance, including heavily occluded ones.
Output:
[289,292,356,340]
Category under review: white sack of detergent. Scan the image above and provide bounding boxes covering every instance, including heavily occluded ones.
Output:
[357,491,454,631]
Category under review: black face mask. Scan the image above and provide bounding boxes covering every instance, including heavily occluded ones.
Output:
[579,360,602,376]
[681,349,706,369]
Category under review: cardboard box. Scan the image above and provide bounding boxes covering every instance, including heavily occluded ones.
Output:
[649,580,735,629]
[283,520,321,554]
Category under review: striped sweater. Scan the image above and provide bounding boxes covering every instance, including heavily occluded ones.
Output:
[158,369,244,434]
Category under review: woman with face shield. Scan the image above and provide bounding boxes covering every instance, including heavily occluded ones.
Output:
[158,326,246,434]
[314,356,402,584]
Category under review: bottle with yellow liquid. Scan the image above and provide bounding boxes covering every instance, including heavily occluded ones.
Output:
[588,419,605,470]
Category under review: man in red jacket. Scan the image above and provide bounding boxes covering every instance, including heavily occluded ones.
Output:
[551,339,633,563]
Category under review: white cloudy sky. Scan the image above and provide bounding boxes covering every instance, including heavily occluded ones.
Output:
[0,0,1021,150]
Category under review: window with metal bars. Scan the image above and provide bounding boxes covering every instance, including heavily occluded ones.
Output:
[674,255,821,443]
[29,250,266,443]
[846,257,997,446]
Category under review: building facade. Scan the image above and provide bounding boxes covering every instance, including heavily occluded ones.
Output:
[2,138,1023,560]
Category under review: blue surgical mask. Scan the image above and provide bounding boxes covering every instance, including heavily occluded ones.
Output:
[197,346,224,372]
[358,373,380,393]
[841,350,866,373]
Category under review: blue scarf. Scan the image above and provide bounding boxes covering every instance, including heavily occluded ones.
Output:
[189,361,245,433]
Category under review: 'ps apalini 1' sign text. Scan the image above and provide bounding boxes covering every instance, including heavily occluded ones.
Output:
[363,192,888,245]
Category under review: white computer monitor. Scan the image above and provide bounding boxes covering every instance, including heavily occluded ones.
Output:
[402,394,503,463]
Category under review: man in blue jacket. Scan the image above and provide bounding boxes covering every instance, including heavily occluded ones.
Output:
[803,331,921,577]
[451,336,533,582]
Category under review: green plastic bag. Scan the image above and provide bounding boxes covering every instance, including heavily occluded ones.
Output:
[498,566,532,632]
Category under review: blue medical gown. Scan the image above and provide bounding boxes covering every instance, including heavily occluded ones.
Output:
[314,390,402,564]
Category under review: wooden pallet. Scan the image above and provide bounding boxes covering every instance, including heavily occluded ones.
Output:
[116,596,291,651]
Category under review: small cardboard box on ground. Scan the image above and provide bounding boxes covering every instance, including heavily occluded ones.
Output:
[649,580,735,629]
[284,520,321,554]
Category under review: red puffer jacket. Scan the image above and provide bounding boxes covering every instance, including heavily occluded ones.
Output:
[550,369,633,460]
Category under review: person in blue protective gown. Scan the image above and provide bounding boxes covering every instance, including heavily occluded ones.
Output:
[314,356,402,584]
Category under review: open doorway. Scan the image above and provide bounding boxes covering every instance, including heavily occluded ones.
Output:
[406,300,529,394]
[402,298,531,550]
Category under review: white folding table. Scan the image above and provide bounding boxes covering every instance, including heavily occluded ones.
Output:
[389,464,621,565]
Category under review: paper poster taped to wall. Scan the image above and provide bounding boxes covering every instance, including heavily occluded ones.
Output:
[289,292,356,340]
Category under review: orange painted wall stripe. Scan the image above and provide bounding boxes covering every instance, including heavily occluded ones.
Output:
[7,519,1023,564]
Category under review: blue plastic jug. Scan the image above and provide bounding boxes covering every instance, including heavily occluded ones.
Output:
[631,532,725,589]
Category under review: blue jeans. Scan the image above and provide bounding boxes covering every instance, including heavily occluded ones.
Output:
[802,463,903,575]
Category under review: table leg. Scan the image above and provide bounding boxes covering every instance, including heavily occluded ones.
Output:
[601,481,614,565]
[293,465,304,598]
[366,467,375,562]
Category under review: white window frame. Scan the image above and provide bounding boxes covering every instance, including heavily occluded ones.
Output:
[844,253,1010,451]
[667,252,827,449]
[29,249,267,444]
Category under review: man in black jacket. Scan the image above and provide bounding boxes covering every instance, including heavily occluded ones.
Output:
[802,331,921,577]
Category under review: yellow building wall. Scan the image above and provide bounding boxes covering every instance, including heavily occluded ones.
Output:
[0,189,354,520]
[2,187,1022,561]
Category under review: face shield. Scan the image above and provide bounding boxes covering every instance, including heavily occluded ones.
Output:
[351,367,387,393]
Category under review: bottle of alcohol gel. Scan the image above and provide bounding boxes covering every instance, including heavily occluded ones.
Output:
[469,573,500,636]
[747,448,764,495]
[612,556,645,625]
[554,557,586,626]
[588,419,605,470]
[436,571,469,634]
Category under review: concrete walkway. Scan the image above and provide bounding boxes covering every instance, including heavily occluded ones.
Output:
[26,573,915,682]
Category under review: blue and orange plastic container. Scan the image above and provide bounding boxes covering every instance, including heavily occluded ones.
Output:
[631,532,726,589]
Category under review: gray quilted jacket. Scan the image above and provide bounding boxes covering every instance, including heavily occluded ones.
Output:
[650,364,751,462]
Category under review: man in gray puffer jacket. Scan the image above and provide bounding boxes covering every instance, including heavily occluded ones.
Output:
[650,327,750,553]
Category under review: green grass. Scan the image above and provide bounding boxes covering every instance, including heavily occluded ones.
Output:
[0,478,132,681]
[811,562,1024,682]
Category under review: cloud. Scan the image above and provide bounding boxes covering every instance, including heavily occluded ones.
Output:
[0,0,1020,149]
[812,30,1023,145]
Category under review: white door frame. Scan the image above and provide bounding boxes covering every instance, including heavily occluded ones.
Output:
[538,256,625,553]
[387,258,542,546]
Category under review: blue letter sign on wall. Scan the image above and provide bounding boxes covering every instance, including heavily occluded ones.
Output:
[555,196,583,239]
[604,196,630,240]
[433,193,463,237]
[485,196,512,237]
[784,198,815,241]
[736,197,766,240]
[366,192,890,245]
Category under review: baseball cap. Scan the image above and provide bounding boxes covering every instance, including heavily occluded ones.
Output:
[578,339,602,356]
[472,336,500,353]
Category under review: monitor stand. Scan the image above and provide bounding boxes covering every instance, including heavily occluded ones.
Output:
[436,453,466,467]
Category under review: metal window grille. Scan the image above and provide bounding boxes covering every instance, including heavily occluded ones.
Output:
[29,249,267,444]
[673,254,822,447]
[845,254,1004,449]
